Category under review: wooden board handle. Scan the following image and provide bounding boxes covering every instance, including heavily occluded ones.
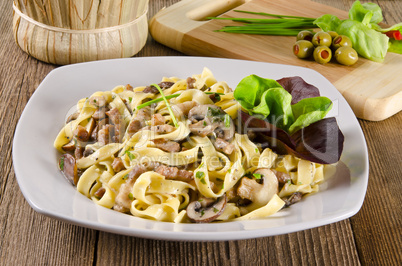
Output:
[150,0,247,51]
[186,0,247,21]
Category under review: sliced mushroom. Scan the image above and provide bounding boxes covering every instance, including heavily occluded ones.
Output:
[237,168,278,211]
[66,111,80,123]
[59,153,78,186]
[283,192,303,207]
[271,169,291,184]
[188,104,217,122]
[186,195,227,223]
[88,96,106,107]
[188,104,234,141]
[73,125,90,142]
[172,101,198,117]
[61,141,76,152]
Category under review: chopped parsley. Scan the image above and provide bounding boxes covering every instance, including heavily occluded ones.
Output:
[122,174,129,180]
[224,114,231,128]
[200,209,205,217]
[253,173,262,180]
[196,171,205,179]
[59,157,64,171]
[213,207,219,213]
[128,97,133,103]
[128,193,134,200]
[200,177,207,185]
[125,151,135,161]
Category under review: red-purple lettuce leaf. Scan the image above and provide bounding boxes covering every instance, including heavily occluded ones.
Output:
[276,76,321,104]
[240,111,344,164]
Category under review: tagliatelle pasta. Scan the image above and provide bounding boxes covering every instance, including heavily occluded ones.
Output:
[54,68,331,223]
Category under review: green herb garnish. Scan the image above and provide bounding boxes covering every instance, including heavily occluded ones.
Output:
[224,114,231,128]
[125,151,135,161]
[200,178,207,185]
[196,171,205,179]
[150,84,178,128]
[122,174,129,180]
[128,97,133,103]
[253,173,262,180]
[204,92,224,95]
[128,193,134,200]
[208,10,317,36]
[59,157,64,171]
[136,93,180,110]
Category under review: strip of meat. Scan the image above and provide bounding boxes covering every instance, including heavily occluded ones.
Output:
[113,165,146,213]
[189,121,217,137]
[106,108,120,125]
[153,138,180,153]
[127,119,142,134]
[213,138,235,155]
[92,107,108,120]
[173,101,198,117]
[98,124,114,145]
[155,165,193,182]
[152,124,176,134]
[151,113,165,126]
[112,157,125,172]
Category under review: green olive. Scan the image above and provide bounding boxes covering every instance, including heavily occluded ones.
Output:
[312,31,332,47]
[293,40,314,59]
[296,30,314,42]
[313,46,332,64]
[332,35,353,50]
[327,31,339,39]
[335,47,358,66]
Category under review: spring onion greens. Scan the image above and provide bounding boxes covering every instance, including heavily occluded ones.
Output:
[150,84,179,128]
[137,91,225,110]
[208,10,318,36]
[136,93,180,110]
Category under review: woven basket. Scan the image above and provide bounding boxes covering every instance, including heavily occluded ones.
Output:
[12,0,149,65]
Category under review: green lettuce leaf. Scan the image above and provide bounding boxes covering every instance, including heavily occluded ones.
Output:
[289,97,333,134]
[233,74,282,110]
[349,0,383,24]
[234,75,333,134]
[313,14,341,32]
[388,39,402,53]
[336,19,389,62]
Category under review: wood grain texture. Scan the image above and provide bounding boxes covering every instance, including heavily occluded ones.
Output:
[0,0,401,265]
[150,0,402,121]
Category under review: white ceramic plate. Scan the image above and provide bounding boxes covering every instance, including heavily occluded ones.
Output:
[13,57,368,241]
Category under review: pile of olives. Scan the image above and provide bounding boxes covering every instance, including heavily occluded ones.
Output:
[293,30,358,66]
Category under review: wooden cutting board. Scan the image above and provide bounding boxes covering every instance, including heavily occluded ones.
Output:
[150,0,402,121]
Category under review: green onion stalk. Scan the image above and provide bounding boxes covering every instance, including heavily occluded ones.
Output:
[208,10,318,36]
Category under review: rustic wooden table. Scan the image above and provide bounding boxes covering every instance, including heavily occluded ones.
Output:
[1,0,401,265]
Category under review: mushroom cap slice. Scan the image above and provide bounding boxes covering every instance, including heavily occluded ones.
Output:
[186,195,227,223]
[59,153,78,186]
[237,168,279,213]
